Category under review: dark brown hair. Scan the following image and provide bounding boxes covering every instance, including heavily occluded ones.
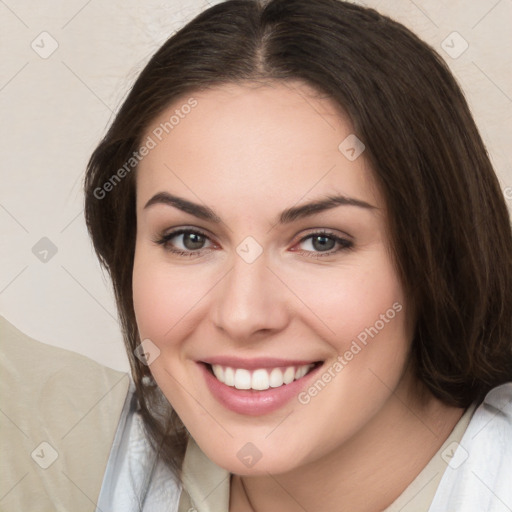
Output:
[84,0,512,473]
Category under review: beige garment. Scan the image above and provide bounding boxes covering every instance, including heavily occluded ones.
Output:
[178,400,476,512]
[0,316,130,512]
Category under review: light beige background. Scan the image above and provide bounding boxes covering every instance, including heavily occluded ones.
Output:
[1,0,511,372]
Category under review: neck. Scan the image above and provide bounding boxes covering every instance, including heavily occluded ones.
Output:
[230,379,465,512]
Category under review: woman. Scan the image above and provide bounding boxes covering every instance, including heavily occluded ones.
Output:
[85,1,512,510]
[87,0,512,510]
[3,0,510,510]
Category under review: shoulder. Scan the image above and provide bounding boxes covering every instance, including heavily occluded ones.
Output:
[428,382,512,512]
[0,315,131,511]
[0,315,130,419]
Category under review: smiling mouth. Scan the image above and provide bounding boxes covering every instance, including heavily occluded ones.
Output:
[204,362,323,391]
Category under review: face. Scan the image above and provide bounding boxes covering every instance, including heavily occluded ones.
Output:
[132,81,413,475]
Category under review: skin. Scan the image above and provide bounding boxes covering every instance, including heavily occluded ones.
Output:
[132,81,464,511]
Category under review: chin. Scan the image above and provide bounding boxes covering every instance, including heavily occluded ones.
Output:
[196,436,310,476]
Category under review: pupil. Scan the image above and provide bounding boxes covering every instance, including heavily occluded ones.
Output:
[184,233,204,250]
[312,235,334,251]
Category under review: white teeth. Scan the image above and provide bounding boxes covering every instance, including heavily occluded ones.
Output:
[212,364,224,381]
[283,367,295,384]
[210,363,315,390]
[234,369,252,390]
[269,368,284,388]
[295,365,309,379]
[251,369,270,390]
[224,367,235,387]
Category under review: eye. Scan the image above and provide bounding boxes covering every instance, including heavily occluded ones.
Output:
[154,228,214,256]
[154,227,353,259]
[293,230,353,257]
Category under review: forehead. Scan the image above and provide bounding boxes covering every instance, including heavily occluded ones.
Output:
[136,81,381,213]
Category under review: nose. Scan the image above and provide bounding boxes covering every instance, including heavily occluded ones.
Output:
[211,253,290,342]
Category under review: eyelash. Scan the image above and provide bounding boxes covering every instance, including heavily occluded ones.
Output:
[153,228,353,259]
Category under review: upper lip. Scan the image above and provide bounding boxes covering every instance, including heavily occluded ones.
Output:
[200,356,322,370]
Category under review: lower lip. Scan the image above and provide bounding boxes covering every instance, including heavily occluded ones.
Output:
[199,363,322,416]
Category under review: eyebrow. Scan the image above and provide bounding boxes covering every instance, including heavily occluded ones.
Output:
[143,191,376,224]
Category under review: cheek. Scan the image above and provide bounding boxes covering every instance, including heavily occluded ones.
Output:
[284,253,407,351]
[132,246,209,341]
[277,265,410,461]
[131,246,208,412]
[132,256,173,340]
[284,252,412,420]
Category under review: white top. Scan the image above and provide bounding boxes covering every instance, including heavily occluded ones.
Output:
[429,382,512,512]
[96,382,512,512]
[95,381,181,511]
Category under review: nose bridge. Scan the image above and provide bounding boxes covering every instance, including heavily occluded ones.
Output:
[212,250,288,339]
